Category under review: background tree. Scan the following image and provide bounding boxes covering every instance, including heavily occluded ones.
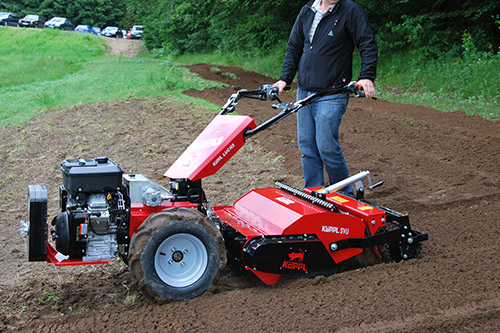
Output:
[1,0,499,57]
[357,0,500,56]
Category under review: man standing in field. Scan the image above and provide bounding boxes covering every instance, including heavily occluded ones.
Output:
[274,0,377,192]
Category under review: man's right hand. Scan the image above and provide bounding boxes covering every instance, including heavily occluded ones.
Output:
[273,80,288,95]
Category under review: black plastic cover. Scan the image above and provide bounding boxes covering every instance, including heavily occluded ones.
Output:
[28,185,48,261]
[243,235,337,278]
[61,157,123,194]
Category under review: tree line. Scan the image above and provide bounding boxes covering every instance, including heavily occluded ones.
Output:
[2,0,499,57]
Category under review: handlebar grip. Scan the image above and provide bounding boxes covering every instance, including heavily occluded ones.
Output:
[258,84,280,100]
[267,86,279,99]
[350,83,376,100]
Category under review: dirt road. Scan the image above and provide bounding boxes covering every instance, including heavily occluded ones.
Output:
[103,37,144,57]
[0,59,499,330]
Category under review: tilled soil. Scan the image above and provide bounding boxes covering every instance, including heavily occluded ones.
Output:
[0,63,499,332]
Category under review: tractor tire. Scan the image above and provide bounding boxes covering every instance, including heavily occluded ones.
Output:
[128,207,226,301]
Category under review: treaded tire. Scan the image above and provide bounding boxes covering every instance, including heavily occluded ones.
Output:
[128,207,226,301]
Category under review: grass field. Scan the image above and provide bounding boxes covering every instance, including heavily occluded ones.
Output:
[0,27,223,126]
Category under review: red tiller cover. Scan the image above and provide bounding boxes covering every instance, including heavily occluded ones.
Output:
[216,187,366,263]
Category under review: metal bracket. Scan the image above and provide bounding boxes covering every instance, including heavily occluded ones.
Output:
[316,171,383,195]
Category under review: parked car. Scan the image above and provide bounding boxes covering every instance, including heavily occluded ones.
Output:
[44,17,74,30]
[127,25,143,39]
[18,14,45,28]
[101,26,122,38]
[74,25,97,35]
[92,27,102,35]
[0,12,20,26]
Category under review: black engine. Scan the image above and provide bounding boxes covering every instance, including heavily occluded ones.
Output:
[51,157,130,261]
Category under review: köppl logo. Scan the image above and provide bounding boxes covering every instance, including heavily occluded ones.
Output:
[282,249,307,272]
[287,249,304,262]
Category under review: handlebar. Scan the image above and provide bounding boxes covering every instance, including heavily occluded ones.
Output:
[219,84,293,115]
[220,81,372,116]
[218,81,375,139]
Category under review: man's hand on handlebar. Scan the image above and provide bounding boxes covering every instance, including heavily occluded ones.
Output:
[273,80,288,95]
[356,79,376,99]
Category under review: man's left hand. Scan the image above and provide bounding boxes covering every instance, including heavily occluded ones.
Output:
[357,79,376,99]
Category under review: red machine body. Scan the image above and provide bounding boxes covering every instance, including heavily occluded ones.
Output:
[27,84,427,301]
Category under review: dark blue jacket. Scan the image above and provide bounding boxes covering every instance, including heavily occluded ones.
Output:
[280,0,378,92]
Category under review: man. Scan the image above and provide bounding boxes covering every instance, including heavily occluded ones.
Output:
[274,0,377,192]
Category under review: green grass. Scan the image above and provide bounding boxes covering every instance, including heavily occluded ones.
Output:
[374,50,500,119]
[174,41,287,79]
[0,27,105,88]
[0,27,224,126]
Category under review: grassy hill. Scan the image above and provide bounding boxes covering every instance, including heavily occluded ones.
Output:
[0,27,223,126]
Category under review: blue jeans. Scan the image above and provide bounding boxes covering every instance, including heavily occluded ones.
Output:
[297,87,353,193]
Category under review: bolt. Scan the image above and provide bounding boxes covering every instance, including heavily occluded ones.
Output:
[407,237,414,244]
[168,260,173,264]
[171,247,176,252]
[371,219,376,226]
[401,233,406,238]
[381,218,386,223]
[183,249,188,254]
[403,254,408,259]
[330,243,338,251]
[180,262,185,267]
[404,225,408,230]
[19,220,29,237]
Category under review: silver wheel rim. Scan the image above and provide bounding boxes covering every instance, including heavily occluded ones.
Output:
[154,233,208,288]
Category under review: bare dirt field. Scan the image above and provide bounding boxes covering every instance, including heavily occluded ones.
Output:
[0,53,499,331]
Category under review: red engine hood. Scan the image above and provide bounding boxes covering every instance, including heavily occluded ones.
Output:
[164,114,256,180]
